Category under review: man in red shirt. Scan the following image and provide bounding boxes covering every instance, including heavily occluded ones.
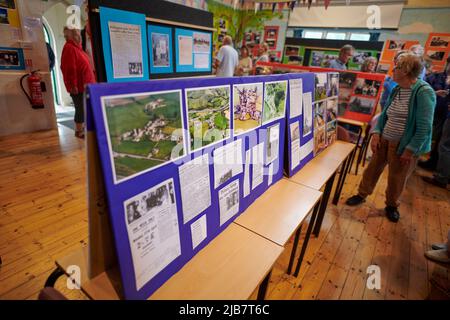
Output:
[60,27,96,139]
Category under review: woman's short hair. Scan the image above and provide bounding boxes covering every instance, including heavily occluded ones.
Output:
[395,53,424,79]
[361,56,378,72]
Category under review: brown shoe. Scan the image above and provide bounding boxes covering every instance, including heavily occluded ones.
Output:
[75,131,85,139]
[425,249,450,264]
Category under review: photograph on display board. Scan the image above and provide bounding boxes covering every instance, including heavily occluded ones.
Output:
[290,121,300,142]
[151,33,170,67]
[266,123,280,165]
[426,50,447,62]
[350,51,376,69]
[285,46,300,57]
[262,81,287,124]
[339,88,352,102]
[338,102,348,117]
[353,78,381,97]
[388,40,407,50]
[339,72,357,89]
[193,32,211,53]
[327,121,337,145]
[101,90,185,183]
[326,98,338,122]
[376,63,390,74]
[233,83,263,135]
[310,50,339,68]
[0,7,8,24]
[302,92,313,137]
[0,0,15,9]
[328,73,339,97]
[314,125,326,155]
[186,85,231,152]
[314,101,326,129]
[123,178,181,291]
[348,96,376,115]
[108,21,144,78]
[429,36,449,48]
[315,74,328,101]
[0,48,20,67]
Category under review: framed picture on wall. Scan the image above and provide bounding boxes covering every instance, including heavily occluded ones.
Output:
[148,24,173,74]
[0,47,25,70]
[264,26,279,50]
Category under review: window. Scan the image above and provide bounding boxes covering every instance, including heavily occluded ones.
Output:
[303,31,323,39]
[350,33,370,41]
[326,32,346,40]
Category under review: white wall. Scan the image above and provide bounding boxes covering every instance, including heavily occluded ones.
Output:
[0,0,57,136]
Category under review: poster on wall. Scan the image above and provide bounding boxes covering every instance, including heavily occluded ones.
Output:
[99,7,149,82]
[0,46,24,70]
[175,28,212,73]
[378,39,420,75]
[425,33,450,72]
[148,25,173,75]
[109,21,144,79]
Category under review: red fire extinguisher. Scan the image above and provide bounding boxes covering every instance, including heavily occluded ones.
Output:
[20,70,45,109]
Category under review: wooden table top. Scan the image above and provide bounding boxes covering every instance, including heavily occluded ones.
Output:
[234,179,322,247]
[288,141,355,190]
[72,224,283,300]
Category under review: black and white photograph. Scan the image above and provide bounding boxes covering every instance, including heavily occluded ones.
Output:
[128,62,143,75]
[0,48,19,67]
[328,73,339,97]
[352,51,372,65]
[226,190,239,211]
[427,50,446,61]
[218,18,227,30]
[339,72,357,89]
[430,36,449,48]
[0,8,9,24]
[152,33,170,67]
[126,201,142,225]
[0,0,15,9]
[348,96,376,115]
[290,121,300,141]
[353,78,381,97]
[388,40,405,50]
[376,63,390,74]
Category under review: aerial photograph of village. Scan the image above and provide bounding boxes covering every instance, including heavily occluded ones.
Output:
[262,81,287,124]
[102,90,184,181]
[186,85,231,151]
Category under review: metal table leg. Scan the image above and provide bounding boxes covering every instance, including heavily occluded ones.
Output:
[312,172,336,237]
[287,225,302,275]
[332,155,349,205]
[293,202,320,277]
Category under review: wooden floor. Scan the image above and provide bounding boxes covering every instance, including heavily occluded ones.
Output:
[0,125,448,300]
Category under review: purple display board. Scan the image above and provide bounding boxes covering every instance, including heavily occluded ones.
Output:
[86,73,314,299]
[284,73,315,177]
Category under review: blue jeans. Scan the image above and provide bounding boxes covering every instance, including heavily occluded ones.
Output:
[434,118,450,184]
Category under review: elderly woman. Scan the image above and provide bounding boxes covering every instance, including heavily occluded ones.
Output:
[346,53,436,222]
[361,56,378,73]
[256,42,270,63]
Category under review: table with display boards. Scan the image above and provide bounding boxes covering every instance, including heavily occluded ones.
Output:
[43,71,321,300]
[285,140,356,276]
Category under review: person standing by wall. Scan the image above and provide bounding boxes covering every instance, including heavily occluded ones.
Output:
[256,42,270,63]
[346,53,436,223]
[328,44,355,70]
[237,45,253,76]
[213,35,238,77]
[60,27,96,139]
[360,56,378,73]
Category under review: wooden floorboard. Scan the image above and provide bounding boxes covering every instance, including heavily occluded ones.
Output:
[0,126,448,300]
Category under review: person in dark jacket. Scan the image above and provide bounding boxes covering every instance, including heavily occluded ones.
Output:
[60,27,96,139]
